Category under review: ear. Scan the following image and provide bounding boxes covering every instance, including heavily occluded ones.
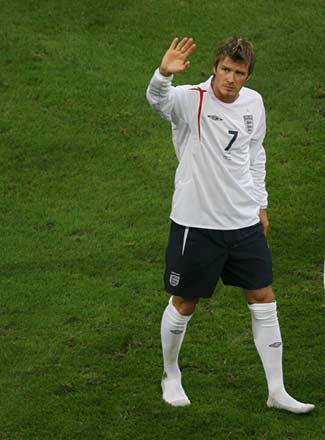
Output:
[213,65,217,75]
[246,74,251,82]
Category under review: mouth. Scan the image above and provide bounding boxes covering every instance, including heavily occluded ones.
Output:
[224,85,235,92]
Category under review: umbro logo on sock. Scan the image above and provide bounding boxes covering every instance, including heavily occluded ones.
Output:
[170,329,183,335]
[269,342,282,348]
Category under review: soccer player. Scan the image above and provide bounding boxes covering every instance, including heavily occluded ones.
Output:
[146,36,315,413]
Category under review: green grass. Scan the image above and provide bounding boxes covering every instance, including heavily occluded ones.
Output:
[0,0,324,439]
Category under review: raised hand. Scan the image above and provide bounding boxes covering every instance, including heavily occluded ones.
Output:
[159,37,196,76]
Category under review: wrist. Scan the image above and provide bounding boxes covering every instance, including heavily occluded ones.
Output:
[159,66,171,77]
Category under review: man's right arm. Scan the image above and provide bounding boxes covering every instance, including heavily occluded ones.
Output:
[146,68,175,122]
[146,37,196,122]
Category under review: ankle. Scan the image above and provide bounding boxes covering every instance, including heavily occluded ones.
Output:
[163,366,181,382]
[268,386,287,398]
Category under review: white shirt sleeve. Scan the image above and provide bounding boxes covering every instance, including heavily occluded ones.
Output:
[249,100,268,209]
[146,68,195,124]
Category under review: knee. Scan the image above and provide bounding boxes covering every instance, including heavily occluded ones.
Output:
[172,296,198,315]
[245,285,275,304]
[178,302,196,315]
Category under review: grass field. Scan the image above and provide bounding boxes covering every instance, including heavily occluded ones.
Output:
[0,1,324,439]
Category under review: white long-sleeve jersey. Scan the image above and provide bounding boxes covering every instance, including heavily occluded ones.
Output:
[146,68,268,230]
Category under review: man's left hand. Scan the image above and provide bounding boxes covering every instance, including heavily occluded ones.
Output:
[259,209,269,236]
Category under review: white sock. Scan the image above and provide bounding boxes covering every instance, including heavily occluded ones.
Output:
[248,302,314,413]
[161,297,192,381]
[160,297,192,406]
[248,302,284,395]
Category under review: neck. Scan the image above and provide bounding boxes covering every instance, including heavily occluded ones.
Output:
[211,77,239,103]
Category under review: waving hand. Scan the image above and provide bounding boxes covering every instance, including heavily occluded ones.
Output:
[159,37,196,76]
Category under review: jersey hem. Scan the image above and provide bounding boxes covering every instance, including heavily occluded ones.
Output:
[169,215,261,231]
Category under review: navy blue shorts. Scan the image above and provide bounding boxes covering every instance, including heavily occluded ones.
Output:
[164,221,273,298]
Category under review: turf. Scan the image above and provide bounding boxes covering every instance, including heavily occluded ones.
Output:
[0,0,324,439]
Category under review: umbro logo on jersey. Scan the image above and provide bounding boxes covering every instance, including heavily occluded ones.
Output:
[170,329,183,335]
[208,114,223,121]
[169,271,180,286]
[269,342,282,348]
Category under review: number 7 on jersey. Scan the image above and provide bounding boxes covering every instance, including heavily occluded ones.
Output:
[225,130,238,151]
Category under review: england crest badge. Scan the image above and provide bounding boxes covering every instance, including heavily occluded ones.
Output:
[243,115,254,134]
[169,271,180,287]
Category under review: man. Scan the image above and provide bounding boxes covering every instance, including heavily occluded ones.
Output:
[146,36,314,413]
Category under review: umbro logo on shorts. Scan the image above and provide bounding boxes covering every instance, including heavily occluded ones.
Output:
[169,271,180,286]
[269,342,282,348]
[207,114,223,121]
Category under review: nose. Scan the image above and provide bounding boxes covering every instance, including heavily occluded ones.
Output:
[226,71,235,83]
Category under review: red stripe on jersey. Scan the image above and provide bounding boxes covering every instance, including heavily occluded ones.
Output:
[190,87,207,138]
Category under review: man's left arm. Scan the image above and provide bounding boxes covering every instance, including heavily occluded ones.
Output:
[250,99,269,235]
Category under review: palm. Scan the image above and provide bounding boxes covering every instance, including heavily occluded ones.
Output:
[160,37,196,75]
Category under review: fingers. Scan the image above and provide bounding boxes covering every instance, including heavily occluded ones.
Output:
[177,37,193,53]
[180,37,194,53]
[185,42,196,58]
[170,37,196,54]
[169,37,179,50]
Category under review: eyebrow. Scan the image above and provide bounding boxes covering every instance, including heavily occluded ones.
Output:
[221,64,247,75]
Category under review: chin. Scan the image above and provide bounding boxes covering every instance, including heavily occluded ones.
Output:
[222,92,234,99]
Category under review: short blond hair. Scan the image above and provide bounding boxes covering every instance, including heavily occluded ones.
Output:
[214,36,256,75]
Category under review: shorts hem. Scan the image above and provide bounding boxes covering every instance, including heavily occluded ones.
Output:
[223,280,273,290]
[164,289,212,299]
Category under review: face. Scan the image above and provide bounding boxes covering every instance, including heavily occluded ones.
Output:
[212,56,250,103]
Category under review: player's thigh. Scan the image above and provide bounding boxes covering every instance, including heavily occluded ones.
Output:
[164,222,228,298]
[221,223,272,290]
